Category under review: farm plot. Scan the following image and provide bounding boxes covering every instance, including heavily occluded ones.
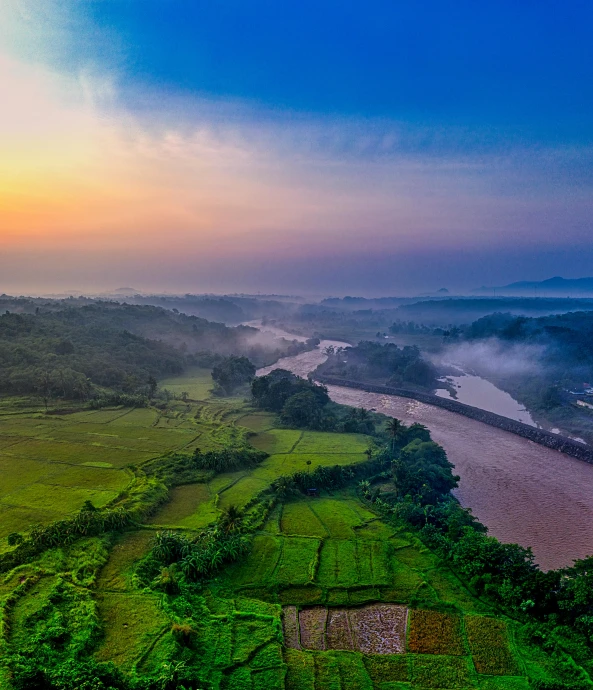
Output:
[465,616,521,676]
[94,592,169,669]
[317,538,393,589]
[407,609,465,656]
[363,654,410,685]
[286,604,408,654]
[146,483,212,528]
[299,606,328,650]
[237,412,276,432]
[410,654,475,689]
[281,502,328,537]
[217,475,269,509]
[0,437,155,467]
[0,456,131,536]
[249,429,302,454]
[350,604,408,654]
[96,530,156,592]
[292,431,369,455]
[309,498,367,539]
[225,535,282,586]
[275,537,322,586]
[159,367,214,400]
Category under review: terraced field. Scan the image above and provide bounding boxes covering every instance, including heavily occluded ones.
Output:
[212,495,532,690]
[0,379,244,537]
[147,418,369,531]
[0,373,579,688]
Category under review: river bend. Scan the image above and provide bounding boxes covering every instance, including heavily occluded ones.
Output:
[257,332,593,570]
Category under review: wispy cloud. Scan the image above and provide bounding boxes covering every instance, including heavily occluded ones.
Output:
[1,2,592,294]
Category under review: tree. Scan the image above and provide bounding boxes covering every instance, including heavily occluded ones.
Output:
[281,390,323,429]
[252,369,329,414]
[393,439,459,504]
[36,369,54,410]
[218,505,243,534]
[386,417,403,452]
[212,356,256,395]
[147,375,158,399]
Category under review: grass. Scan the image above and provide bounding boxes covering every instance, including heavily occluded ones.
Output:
[94,592,168,669]
[465,616,521,676]
[410,654,475,688]
[159,367,214,400]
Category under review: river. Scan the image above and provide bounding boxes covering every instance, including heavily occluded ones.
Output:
[435,372,537,426]
[256,324,593,570]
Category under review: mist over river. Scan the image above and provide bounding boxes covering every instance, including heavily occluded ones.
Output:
[256,325,593,570]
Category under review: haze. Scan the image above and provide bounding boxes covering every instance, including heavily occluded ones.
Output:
[1,1,592,295]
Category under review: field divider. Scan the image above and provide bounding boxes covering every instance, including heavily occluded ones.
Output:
[216,474,248,496]
[100,406,137,425]
[131,622,171,673]
[286,431,304,454]
[308,538,323,583]
[305,503,331,538]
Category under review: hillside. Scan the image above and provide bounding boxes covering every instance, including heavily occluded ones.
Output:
[0,301,312,401]
[0,368,592,688]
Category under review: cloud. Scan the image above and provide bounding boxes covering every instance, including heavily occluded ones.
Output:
[0,2,592,295]
[440,339,544,378]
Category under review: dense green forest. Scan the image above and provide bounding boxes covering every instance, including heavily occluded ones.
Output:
[0,301,312,403]
[316,341,440,391]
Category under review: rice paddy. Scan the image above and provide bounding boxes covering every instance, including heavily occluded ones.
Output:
[0,374,572,688]
[0,400,204,536]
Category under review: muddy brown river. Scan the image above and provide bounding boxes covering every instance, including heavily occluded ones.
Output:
[258,331,593,570]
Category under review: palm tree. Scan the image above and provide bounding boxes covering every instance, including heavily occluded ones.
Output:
[219,504,243,534]
[386,417,403,453]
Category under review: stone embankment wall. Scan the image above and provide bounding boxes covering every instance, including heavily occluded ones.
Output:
[315,375,593,464]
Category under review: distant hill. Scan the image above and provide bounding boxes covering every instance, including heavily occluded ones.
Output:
[474,276,593,296]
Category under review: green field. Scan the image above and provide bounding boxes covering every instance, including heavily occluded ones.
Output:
[0,375,584,689]
[158,367,215,401]
[0,400,213,537]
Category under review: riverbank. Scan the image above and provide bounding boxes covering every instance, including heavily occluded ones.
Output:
[255,331,593,569]
[315,375,593,464]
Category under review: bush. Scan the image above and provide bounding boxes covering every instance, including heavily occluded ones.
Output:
[212,355,256,395]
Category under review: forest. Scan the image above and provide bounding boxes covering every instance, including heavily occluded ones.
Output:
[0,301,313,403]
[316,341,440,391]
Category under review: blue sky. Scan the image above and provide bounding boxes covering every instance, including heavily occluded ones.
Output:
[83,1,593,136]
[1,1,592,295]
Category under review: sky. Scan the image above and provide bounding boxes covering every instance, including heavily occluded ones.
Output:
[1,0,592,296]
